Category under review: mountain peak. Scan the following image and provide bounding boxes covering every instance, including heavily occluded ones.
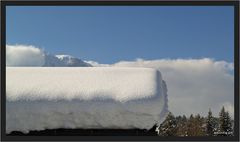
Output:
[43,54,92,67]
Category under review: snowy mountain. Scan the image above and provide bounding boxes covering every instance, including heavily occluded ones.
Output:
[43,54,92,67]
[6,45,92,67]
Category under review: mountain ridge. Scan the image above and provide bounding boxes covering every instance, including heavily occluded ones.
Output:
[43,53,92,67]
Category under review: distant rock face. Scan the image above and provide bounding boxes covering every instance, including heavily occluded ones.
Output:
[43,54,92,67]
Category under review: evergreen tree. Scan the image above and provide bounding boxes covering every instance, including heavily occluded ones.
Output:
[158,112,177,136]
[218,106,233,136]
[176,115,188,136]
[225,112,233,136]
[181,115,188,136]
[186,114,206,136]
[194,114,206,136]
[156,109,234,137]
[186,114,195,136]
[182,115,187,122]
[206,109,215,136]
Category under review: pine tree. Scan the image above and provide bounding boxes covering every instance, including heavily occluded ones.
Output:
[176,115,188,136]
[186,114,195,136]
[158,112,177,136]
[194,114,206,136]
[224,111,233,136]
[182,115,187,122]
[181,115,188,136]
[206,109,215,136]
[186,114,206,136]
[218,106,233,136]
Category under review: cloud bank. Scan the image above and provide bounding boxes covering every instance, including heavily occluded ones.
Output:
[6,45,45,66]
[86,58,234,117]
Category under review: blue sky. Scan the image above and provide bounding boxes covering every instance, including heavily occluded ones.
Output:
[6,6,234,64]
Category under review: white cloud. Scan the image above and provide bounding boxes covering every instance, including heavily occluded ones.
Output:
[85,60,110,67]
[89,58,234,117]
[6,44,45,66]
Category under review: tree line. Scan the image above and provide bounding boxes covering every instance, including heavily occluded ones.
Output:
[158,106,234,136]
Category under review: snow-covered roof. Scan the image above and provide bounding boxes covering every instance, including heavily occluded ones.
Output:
[6,67,168,133]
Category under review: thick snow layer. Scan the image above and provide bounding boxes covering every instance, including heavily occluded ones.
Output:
[6,67,168,133]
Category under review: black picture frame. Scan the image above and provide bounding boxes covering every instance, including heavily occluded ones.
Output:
[1,0,239,141]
